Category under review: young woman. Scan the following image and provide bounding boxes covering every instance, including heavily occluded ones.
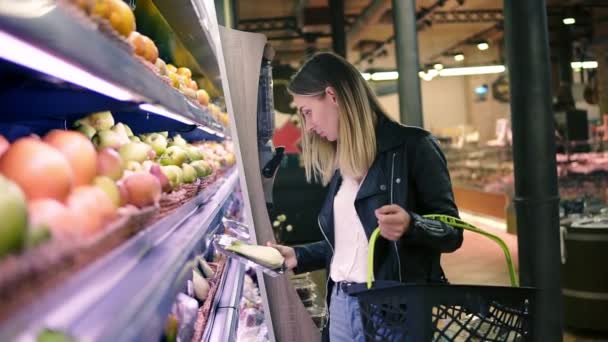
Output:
[268,52,463,341]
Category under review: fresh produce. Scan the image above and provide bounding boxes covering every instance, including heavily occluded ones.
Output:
[155,58,168,76]
[43,130,97,186]
[226,241,285,269]
[119,142,154,164]
[159,146,188,166]
[122,172,162,208]
[97,148,123,180]
[190,160,212,178]
[67,186,117,236]
[0,176,28,257]
[111,123,132,140]
[149,164,171,192]
[93,130,127,149]
[198,256,215,278]
[127,31,158,63]
[0,137,74,201]
[37,329,76,342]
[26,225,51,249]
[164,314,178,342]
[75,111,115,131]
[192,269,210,301]
[125,161,143,172]
[170,134,188,148]
[74,122,96,139]
[94,176,121,207]
[161,165,183,188]
[109,0,135,37]
[28,199,76,240]
[196,89,210,107]
[186,146,203,161]
[0,134,9,157]
[181,163,197,183]
[143,133,168,155]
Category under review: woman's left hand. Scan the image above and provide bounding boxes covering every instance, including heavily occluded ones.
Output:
[375,204,411,241]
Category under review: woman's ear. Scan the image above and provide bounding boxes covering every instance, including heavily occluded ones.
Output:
[325,86,338,105]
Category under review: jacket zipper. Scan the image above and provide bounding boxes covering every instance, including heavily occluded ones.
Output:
[391,152,403,282]
[318,217,334,328]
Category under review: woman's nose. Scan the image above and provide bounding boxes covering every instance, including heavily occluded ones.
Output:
[305,119,315,133]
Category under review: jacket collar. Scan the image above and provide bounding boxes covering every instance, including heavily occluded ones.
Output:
[375,114,408,153]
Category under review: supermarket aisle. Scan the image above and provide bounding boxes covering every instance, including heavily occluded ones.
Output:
[443,212,607,342]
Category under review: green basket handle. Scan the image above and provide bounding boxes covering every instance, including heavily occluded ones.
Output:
[366,214,519,289]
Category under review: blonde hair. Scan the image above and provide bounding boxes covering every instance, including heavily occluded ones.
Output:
[288,53,388,185]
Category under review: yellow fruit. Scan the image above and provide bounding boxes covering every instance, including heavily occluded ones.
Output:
[113,0,136,37]
[92,0,111,19]
[166,64,178,73]
[177,67,192,79]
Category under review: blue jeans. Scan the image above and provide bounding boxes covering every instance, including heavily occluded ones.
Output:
[329,285,365,342]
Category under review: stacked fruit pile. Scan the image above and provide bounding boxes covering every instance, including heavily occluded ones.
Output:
[0,111,235,260]
[67,0,231,128]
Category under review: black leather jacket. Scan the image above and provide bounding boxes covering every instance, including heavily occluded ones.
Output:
[293,114,463,338]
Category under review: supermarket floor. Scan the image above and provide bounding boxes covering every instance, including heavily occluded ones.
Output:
[445,212,607,342]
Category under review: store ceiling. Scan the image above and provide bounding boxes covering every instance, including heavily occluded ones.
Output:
[236,0,601,70]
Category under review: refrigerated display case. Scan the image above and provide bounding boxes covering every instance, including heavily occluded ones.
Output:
[0,1,262,341]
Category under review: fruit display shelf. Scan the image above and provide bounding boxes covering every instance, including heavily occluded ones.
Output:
[0,3,222,134]
[202,258,246,342]
[150,0,222,89]
[0,169,239,342]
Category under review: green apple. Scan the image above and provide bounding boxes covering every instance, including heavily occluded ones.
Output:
[94,176,121,207]
[111,123,131,141]
[161,165,183,188]
[37,329,76,342]
[92,130,126,149]
[170,134,188,148]
[78,111,115,131]
[190,160,212,178]
[186,146,203,161]
[123,124,134,137]
[0,176,28,258]
[159,146,189,166]
[119,142,153,165]
[26,225,51,249]
[159,131,169,138]
[130,136,141,142]
[182,163,197,183]
[125,161,143,172]
[74,122,96,139]
[144,133,168,155]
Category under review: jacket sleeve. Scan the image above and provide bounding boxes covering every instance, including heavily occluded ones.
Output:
[293,240,331,274]
[401,135,463,253]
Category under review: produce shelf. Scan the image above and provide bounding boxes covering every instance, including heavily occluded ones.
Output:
[0,169,239,342]
[0,3,223,135]
[151,0,222,90]
[202,258,245,342]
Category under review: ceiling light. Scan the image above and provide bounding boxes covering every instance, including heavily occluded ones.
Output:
[477,42,489,51]
[439,65,505,77]
[454,53,465,62]
[0,31,137,101]
[428,69,439,77]
[370,71,399,81]
[563,17,576,25]
[361,72,372,81]
[433,63,444,70]
[570,61,598,69]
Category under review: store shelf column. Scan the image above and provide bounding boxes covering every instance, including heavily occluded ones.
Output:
[391,0,423,127]
[504,0,563,340]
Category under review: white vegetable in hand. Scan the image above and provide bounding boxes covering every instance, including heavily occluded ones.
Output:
[226,240,285,269]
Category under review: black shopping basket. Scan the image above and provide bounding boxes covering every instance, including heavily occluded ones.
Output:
[348,215,537,342]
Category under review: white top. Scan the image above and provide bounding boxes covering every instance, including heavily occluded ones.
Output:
[330,175,370,283]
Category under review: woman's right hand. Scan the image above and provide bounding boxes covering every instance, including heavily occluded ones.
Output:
[266,242,297,270]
